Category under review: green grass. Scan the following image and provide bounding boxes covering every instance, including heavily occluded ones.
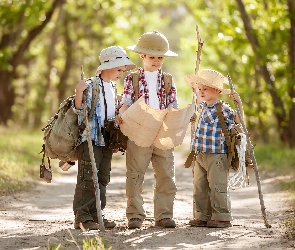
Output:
[0,126,44,195]
[253,143,295,174]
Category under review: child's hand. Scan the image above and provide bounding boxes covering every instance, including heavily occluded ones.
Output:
[190,113,197,122]
[75,79,88,94]
[112,149,119,153]
[115,115,124,124]
[229,91,241,103]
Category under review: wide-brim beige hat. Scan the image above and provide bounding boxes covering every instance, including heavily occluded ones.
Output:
[184,69,231,95]
[126,31,178,57]
[97,46,136,74]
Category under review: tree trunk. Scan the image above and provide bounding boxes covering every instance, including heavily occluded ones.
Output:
[236,0,295,147]
[287,0,295,147]
[57,16,73,105]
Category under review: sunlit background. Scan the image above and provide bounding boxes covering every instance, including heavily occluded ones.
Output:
[0,0,294,147]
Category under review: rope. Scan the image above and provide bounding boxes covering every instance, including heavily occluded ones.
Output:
[228,133,247,190]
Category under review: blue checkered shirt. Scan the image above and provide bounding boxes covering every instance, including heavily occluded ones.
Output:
[191,100,236,154]
[72,76,116,147]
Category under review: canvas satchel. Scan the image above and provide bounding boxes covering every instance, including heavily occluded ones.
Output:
[41,77,99,162]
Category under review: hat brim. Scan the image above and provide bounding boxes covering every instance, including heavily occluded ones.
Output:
[97,58,136,73]
[184,75,231,95]
[126,45,178,57]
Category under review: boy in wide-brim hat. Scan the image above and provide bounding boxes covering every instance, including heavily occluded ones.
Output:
[116,31,178,229]
[184,69,243,228]
[72,46,135,231]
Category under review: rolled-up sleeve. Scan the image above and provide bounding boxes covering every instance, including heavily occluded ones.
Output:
[121,74,134,106]
[72,79,93,126]
[167,77,178,109]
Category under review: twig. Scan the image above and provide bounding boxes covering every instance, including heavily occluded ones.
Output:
[195,24,204,75]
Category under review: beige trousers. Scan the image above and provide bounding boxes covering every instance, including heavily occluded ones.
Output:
[126,140,177,222]
[193,152,232,221]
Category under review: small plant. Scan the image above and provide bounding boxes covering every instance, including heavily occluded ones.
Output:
[49,244,61,250]
[65,229,112,250]
[284,216,295,240]
[82,236,111,250]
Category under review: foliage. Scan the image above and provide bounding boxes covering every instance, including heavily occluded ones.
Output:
[1,0,294,146]
[253,143,295,174]
[0,126,42,195]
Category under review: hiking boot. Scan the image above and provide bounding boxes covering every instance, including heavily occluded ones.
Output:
[207,220,232,228]
[155,218,176,228]
[74,220,99,230]
[188,219,207,227]
[103,218,116,229]
[128,218,142,229]
[93,216,116,229]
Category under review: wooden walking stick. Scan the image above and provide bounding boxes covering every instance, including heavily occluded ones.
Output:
[184,24,204,168]
[227,74,271,229]
[82,65,105,231]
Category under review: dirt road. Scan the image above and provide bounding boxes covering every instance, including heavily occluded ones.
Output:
[0,142,294,249]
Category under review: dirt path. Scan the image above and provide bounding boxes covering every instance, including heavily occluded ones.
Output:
[0,140,294,250]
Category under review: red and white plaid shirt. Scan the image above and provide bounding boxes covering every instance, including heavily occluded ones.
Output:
[121,67,178,110]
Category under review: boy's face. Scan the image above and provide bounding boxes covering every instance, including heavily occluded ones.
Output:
[103,66,127,81]
[140,54,164,72]
[197,83,220,104]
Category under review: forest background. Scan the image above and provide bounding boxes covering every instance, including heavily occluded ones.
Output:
[0,0,295,234]
[1,0,295,147]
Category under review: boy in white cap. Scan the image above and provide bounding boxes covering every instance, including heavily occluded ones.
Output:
[72,46,135,230]
[184,69,243,228]
[116,31,178,229]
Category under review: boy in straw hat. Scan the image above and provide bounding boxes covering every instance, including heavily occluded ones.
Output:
[184,69,243,228]
[72,46,135,230]
[116,31,178,229]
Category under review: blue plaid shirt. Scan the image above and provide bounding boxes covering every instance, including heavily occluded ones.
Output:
[72,76,116,146]
[191,100,236,154]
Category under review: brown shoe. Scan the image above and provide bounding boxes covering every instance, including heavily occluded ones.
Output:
[155,218,176,228]
[74,220,99,230]
[93,216,116,229]
[188,219,207,227]
[128,218,142,229]
[103,218,116,228]
[207,220,232,228]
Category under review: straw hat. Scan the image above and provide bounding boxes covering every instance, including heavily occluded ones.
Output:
[184,69,231,94]
[126,31,178,57]
[96,46,136,74]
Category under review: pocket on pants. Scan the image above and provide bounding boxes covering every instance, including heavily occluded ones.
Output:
[126,171,141,197]
[81,166,94,190]
[213,183,229,210]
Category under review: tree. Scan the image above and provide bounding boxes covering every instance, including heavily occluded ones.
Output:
[0,0,65,125]
[235,0,295,146]
[182,0,295,147]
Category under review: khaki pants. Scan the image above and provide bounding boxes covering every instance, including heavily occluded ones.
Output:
[193,152,232,221]
[73,141,112,223]
[126,140,177,221]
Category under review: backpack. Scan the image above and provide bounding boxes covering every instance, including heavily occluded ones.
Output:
[216,102,253,170]
[131,71,172,102]
[41,77,99,163]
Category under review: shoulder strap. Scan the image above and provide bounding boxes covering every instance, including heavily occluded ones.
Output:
[131,71,140,102]
[131,71,172,103]
[216,102,232,169]
[163,72,172,95]
[89,76,99,119]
